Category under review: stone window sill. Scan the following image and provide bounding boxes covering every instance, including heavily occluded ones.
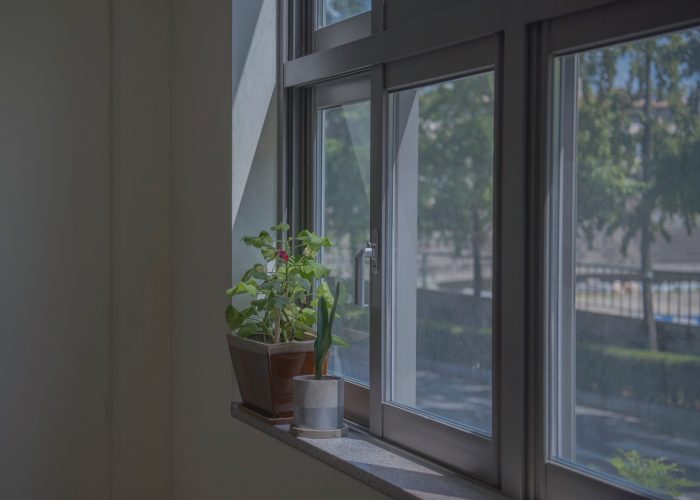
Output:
[231,403,506,500]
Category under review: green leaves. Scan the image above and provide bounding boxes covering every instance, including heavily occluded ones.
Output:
[299,307,316,326]
[315,296,331,378]
[314,282,341,378]
[301,261,331,280]
[242,231,273,249]
[225,305,255,332]
[261,247,278,261]
[226,223,343,345]
[241,263,267,281]
[331,335,350,348]
[296,229,333,257]
[225,279,258,297]
[609,449,699,498]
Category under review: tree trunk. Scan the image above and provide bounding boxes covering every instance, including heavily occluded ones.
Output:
[471,208,483,300]
[640,224,657,351]
[641,47,659,352]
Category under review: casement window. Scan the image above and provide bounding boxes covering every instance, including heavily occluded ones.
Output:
[278,0,700,498]
[539,5,700,499]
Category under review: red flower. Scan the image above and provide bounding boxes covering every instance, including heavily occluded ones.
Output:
[278,249,289,262]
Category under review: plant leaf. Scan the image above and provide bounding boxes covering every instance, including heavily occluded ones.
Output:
[261,247,278,261]
[238,323,259,338]
[331,335,350,348]
[225,281,257,297]
[315,295,329,378]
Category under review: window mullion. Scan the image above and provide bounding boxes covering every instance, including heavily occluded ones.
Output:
[498,20,529,499]
[369,63,387,436]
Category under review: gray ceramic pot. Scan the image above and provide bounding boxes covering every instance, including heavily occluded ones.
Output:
[292,375,344,431]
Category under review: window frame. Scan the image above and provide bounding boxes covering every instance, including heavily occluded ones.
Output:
[532,2,700,500]
[313,72,372,425]
[281,0,524,492]
[276,0,700,498]
[380,38,500,483]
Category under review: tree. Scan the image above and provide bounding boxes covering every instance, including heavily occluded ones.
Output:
[417,74,495,298]
[321,0,371,25]
[322,102,371,257]
[576,29,700,351]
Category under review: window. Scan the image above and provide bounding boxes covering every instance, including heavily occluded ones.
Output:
[548,25,700,499]
[389,73,495,435]
[318,100,371,386]
[317,0,371,29]
[280,0,700,497]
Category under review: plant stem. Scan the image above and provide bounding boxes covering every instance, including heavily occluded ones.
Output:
[274,307,281,343]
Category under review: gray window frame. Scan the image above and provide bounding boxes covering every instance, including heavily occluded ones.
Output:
[313,72,372,425]
[532,2,700,500]
[381,38,499,483]
[274,0,700,498]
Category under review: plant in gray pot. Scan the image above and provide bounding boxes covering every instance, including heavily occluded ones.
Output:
[291,283,348,438]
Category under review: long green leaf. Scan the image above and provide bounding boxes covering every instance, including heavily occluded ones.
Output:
[331,335,349,348]
[315,296,329,378]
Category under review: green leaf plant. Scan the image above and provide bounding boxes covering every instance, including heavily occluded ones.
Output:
[315,282,345,378]
[609,449,699,498]
[225,223,347,347]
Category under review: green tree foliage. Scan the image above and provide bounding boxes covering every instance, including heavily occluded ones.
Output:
[321,103,370,255]
[417,74,494,297]
[576,29,700,350]
[609,450,699,498]
[320,0,371,25]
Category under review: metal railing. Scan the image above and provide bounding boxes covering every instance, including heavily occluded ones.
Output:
[575,263,700,326]
[326,246,700,326]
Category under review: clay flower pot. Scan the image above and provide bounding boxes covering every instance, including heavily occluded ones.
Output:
[227,334,318,419]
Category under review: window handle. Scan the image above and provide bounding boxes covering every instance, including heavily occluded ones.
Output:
[354,242,375,308]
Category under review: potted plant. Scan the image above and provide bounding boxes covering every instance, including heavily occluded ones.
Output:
[291,283,347,438]
[225,223,347,421]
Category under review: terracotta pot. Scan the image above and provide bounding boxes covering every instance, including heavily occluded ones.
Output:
[226,334,325,418]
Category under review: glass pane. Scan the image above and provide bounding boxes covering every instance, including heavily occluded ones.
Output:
[389,73,495,434]
[317,0,371,29]
[318,101,370,385]
[549,27,700,499]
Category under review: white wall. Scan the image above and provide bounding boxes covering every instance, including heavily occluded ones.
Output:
[111,0,172,498]
[0,0,387,498]
[170,0,388,499]
[0,1,112,498]
[0,1,171,499]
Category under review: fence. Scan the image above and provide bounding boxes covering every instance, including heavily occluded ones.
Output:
[418,253,700,325]
[575,262,700,326]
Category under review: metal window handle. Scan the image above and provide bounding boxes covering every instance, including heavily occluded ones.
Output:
[354,242,376,308]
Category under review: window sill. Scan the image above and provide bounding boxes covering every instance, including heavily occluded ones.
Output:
[230,403,505,500]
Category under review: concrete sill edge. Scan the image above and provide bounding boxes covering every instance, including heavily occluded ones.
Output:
[230,402,506,500]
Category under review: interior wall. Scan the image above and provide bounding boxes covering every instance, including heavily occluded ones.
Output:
[0,1,172,499]
[0,0,389,498]
[170,0,389,498]
[0,1,112,498]
[110,0,172,498]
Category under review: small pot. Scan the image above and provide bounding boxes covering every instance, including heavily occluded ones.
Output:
[292,375,344,434]
[227,334,318,418]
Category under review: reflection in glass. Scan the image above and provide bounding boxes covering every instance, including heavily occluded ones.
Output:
[317,0,371,28]
[318,101,370,385]
[550,27,700,498]
[390,73,495,434]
